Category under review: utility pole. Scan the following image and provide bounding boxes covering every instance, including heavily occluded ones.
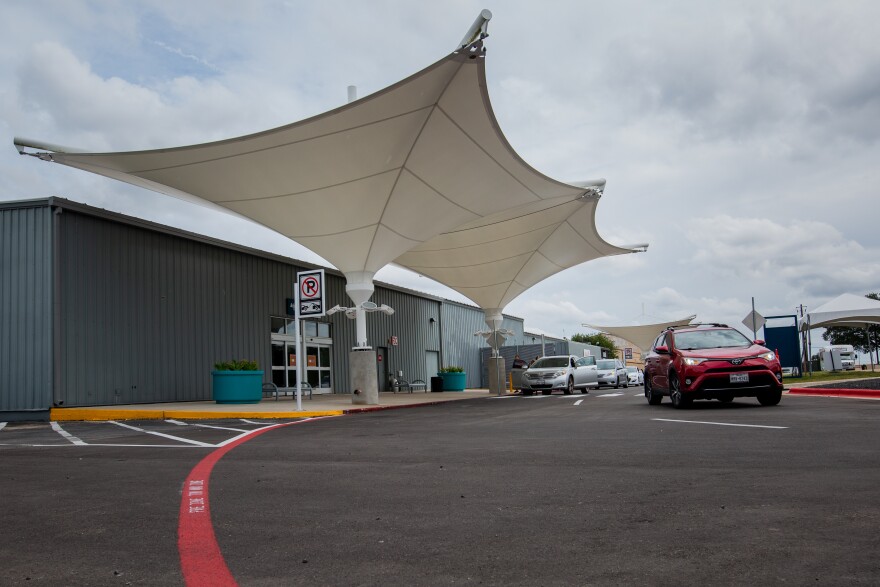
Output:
[798,304,808,376]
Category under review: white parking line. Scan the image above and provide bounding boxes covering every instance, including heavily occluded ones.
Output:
[652,418,788,429]
[166,419,188,426]
[191,423,249,433]
[240,419,264,425]
[0,422,6,432]
[50,421,87,445]
[574,399,584,406]
[108,421,215,447]
[597,393,624,397]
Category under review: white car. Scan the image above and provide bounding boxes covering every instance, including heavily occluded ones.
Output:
[596,358,628,388]
[625,366,644,386]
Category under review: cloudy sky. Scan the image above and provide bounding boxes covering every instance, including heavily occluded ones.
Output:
[2,1,878,350]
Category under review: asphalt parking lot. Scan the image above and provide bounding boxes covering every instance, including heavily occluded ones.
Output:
[2,391,879,586]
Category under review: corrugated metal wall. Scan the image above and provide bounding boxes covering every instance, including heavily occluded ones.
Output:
[54,203,453,404]
[57,209,310,406]
[440,301,524,388]
[7,198,537,407]
[0,202,53,413]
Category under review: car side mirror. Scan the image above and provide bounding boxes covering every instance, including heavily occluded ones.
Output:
[754,339,765,345]
[655,345,669,355]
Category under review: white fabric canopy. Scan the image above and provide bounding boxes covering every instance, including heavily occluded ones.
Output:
[801,293,880,330]
[585,315,697,353]
[16,40,641,316]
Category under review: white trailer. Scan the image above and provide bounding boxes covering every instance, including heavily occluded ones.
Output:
[818,345,857,371]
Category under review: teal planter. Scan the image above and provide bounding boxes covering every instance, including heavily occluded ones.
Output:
[212,370,264,404]
[438,371,467,391]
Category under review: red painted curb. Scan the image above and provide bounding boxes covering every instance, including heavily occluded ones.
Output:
[344,399,453,414]
[177,420,317,587]
[788,388,880,399]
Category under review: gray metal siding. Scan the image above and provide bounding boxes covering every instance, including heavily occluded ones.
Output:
[324,279,442,390]
[5,197,530,405]
[440,301,524,388]
[57,210,306,406]
[0,203,53,412]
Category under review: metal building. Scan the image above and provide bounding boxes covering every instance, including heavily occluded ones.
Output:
[0,198,522,421]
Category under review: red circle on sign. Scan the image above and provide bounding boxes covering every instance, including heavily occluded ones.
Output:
[300,276,320,299]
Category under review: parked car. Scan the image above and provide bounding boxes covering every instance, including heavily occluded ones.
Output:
[643,323,783,408]
[521,355,598,395]
[625,366,644,386]
[596,358,628,388]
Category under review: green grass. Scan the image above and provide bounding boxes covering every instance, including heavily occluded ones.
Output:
[785,368,879,383]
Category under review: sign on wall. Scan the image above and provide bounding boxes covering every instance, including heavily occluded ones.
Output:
[625,348,633,359]
[297,269,325,317]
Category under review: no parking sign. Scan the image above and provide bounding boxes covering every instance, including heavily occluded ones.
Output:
[297,269,325,317]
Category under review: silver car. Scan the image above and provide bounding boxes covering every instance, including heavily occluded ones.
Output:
[597,358,628,388]
[521,355,599,395]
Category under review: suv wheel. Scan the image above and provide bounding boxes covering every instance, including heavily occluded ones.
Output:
[669,375,691,409]
[564,377,574,395]
[645,376,661,405]
[757,390,782,406]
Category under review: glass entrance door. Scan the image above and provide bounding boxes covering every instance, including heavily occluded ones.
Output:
[271,339,298,390]
[305,344,332,391]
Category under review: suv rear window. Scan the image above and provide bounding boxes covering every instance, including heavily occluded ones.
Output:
[531,357,568,368]
[673,329,752,350]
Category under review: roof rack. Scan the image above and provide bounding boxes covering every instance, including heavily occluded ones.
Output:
[665,322,728,331]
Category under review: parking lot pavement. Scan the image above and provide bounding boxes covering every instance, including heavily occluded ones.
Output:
[0,418,310,448]
[2,392,879,585]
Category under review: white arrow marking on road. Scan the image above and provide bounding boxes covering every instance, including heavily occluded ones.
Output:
[574,399,584,406]
[652,418,787,429]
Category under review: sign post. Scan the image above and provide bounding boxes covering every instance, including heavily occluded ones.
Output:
[295,270,325,411]
[742,302,765,340]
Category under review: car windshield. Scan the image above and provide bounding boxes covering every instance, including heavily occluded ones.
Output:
[626,367,637,373]
[674,329,752,350]
[530,357,568,369]
[597,360,616,369]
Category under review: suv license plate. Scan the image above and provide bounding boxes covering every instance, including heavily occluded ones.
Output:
[730,373,749,383]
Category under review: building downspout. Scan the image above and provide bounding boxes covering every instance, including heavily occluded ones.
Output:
[51,204,63,407]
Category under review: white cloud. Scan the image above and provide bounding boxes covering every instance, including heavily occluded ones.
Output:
[685,215,880,297]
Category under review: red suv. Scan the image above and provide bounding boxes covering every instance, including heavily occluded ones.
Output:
[643,324,783,408]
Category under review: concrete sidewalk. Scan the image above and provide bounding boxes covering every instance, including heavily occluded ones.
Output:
[49,390,495,421]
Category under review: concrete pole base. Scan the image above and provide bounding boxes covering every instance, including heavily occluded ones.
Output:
[350,349,379,405]
[487,356,506,395]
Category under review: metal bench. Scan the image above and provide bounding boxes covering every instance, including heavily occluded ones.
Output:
[262,381,312,400]
[393,378,427,393]
[262,382,279,401]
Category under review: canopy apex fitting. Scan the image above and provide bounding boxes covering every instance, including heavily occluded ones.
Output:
[458,9,492,53]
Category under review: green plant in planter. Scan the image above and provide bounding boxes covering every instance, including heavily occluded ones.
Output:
[214,359,259,371]
[438,366,464,373]
[212,360,263,404]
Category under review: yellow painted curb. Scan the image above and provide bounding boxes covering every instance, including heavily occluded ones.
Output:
[50,408,345,421]
[51,409,165,421]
